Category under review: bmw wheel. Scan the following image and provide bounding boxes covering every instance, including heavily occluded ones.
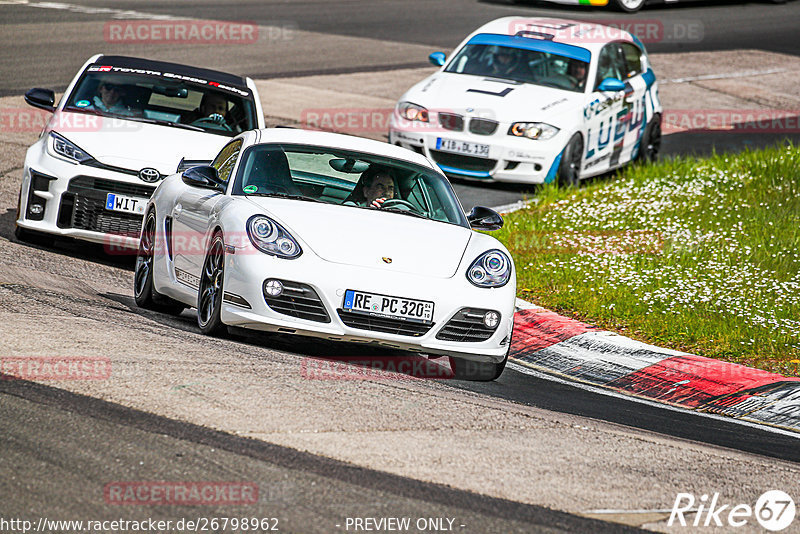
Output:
[636,114,662,164]
[557,133,583,188]
[611,0,645,12]
[197,232,227,335]
[134,210,185,315]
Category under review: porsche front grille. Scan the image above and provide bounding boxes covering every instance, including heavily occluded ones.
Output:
[264,280,331,323]
[337,310,433,337]
[436,308,499,342]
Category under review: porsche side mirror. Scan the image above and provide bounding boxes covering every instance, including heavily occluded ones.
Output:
[428,52,446,67]
[467,206,503,231]
[24,88,56,113]
[597,77,626,92]
[182,165,224,191]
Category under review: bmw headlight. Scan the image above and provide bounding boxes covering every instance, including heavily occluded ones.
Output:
[397,102,429,122]
[47,132,93,163]
[246,215,302,259]
[467,249,512,288]
[508,122,560,140]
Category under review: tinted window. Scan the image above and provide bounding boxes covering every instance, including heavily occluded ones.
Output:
[212,139,243,183]
[620,43,643,78]
[594,44,628,89]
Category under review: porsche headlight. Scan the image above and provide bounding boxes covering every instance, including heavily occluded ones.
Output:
[246,215,302,259]
[508,122,559,140]
[47,132,93,164]
[467,249,512,288]
[397,102,429,122]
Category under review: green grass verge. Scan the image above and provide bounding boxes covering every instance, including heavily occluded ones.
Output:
[496,144,800,376]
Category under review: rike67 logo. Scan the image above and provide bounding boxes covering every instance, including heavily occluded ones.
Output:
[669,490,796,531]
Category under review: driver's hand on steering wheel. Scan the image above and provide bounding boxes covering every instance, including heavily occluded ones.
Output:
[208,113,226,125]
[370,197,387,208]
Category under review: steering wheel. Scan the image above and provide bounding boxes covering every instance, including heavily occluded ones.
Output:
[191,115,232,132]
[380,199,424,215]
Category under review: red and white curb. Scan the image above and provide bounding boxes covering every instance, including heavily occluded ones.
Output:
[509,299,800,434]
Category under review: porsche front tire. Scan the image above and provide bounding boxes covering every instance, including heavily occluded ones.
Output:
[197,232,227,336]
[134,210,185,316]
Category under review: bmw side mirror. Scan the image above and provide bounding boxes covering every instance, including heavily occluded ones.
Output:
[24,88,56,113]
[428,52,446,67]
[467,206,503,231]
[182,165,224,192]
[597,77,626,92]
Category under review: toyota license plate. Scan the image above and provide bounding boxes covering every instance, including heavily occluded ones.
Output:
[343,290,434,324]
[105,193,147,215]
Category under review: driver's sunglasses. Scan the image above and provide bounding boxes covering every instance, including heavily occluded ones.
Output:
[101,84,121,92]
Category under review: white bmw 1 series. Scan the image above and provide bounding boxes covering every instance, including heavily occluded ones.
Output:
[389,17,662,187]
[15,54,265,249]
[134,128,517,380]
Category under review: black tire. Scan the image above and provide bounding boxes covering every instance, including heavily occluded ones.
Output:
[636,114,662,164]
[197,232,227,336]
[557,133,583,188]
[134,210,186,315]
[13,225,54,247]
[610,0,645,12]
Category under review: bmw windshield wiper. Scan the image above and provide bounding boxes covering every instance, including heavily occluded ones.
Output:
[245,192,322,203]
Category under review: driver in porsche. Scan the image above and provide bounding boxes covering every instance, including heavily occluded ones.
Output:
[345,167,396,208]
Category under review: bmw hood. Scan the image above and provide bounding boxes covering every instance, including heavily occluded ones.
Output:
[404,72,581,125]
[49,112,228,176]
[247,198,473,278]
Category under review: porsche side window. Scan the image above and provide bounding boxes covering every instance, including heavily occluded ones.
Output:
[620,43,643,79]
[212,139,242,183]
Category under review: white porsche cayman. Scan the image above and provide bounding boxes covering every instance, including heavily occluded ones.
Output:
[134,129,516,380]
[389,17,662,186]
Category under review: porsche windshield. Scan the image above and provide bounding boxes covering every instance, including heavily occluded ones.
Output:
[445,41,589,93]
[64,70,257,136]
[232,144,469,227]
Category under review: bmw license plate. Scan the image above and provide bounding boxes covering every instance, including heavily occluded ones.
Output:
[105,193,147,215]
[436,138,490,158]
[343,290,434,324]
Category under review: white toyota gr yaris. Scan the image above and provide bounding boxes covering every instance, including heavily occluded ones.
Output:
[135,129,517,381]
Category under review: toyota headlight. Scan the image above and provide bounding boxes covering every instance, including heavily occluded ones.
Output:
[467,250,512,288]
[47,132,93,164]
[397,102,429,122]
[246,215,302,259]
[508,122,559,140]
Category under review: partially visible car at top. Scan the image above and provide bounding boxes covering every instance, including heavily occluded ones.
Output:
[15,54,265,249]
[135,128,516,380]
[389,17,662,186]
[507,0,785,13]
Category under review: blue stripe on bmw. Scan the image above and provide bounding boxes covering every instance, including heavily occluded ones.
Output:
[545,150,564,184]
[642,68,656,89]
[466,33,592,63]
[437,164,492,179]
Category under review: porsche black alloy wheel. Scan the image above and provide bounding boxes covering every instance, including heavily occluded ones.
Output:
[197,233,226,335]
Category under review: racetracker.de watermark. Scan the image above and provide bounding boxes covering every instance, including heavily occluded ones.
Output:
[0,108,142,133]
[0,356,111,380]
[507,18,703,44]
[662,109,800,134]
[104,20,295,44]
[104,482,259,506]
[300,107,496,135]
[301,356,455,380]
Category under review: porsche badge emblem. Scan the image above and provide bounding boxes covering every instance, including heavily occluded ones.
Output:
[382,257,392,264]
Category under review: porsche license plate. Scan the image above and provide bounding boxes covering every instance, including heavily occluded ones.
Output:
[436,138,490,158]
[343,290,434,324]
[105,193,147,215]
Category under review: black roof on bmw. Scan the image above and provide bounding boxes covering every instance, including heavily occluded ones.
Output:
[91,55,248,88]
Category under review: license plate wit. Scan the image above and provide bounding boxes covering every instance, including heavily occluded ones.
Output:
[436,138,490,158]
[343,290,434,324]
[105,193,147,215]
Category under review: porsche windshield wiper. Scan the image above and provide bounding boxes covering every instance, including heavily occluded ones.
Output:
[245,192,322,203]
[381,207,428,220]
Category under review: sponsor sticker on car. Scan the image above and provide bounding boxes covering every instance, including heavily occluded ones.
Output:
[343,290,434,324]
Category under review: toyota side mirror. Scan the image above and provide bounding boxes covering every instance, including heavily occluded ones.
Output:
[467,206,503,231]
[181,166,225,191]
[25,88,56,113]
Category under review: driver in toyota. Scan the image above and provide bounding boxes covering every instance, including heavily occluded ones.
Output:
[186,93,228,125]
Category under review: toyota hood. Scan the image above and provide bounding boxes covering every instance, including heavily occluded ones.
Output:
[49,112,229,175]
[403,72,582,125]
[246,198,473,278]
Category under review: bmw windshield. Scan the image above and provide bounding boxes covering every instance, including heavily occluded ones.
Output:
[445,34,590,93]
[232,144,469,227]
[64,70,258,136]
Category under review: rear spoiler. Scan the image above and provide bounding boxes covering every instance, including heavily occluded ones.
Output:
[176,158,213,172]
